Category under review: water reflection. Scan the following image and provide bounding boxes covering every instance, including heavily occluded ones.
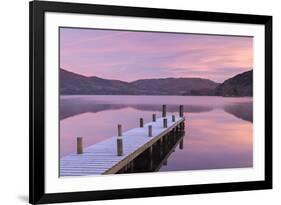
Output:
[60,95,253,172]
[223,102,253,122]
[60,95,252,122]
[160,109,252,171]
[117,131,185,174]
[60,99,213,120]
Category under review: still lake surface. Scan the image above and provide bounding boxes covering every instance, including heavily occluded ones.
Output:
[60,95,253,172]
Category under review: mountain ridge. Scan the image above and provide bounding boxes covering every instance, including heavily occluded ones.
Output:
[60,68,252,96]
[215,70,253,97]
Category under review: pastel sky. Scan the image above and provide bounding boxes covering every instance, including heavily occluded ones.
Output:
[60,28,253,83]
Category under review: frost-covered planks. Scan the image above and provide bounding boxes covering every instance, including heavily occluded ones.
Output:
[60,115,185,176]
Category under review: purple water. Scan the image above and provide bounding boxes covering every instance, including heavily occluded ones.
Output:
[60,95,253,171]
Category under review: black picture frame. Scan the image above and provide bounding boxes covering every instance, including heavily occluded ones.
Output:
[29,0,272,204]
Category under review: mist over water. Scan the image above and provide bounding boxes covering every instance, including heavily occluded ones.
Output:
[60,95,253,172]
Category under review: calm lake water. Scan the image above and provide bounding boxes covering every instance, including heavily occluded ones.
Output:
[60,95,253,172]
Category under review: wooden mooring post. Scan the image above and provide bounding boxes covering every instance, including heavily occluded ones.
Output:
[117,124,123,156]
[140,118,144,128]
[148,125,152,137]
[162,104,166,117]
[77,137,83,154]
[118,124,122,136]
[179,105,184,117]
[163,118,168,128]
[152,114,156,122]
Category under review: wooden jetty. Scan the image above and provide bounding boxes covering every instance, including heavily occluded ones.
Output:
[60,105,185,176]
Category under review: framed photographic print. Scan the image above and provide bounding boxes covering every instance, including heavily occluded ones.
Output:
[29,0,272,204]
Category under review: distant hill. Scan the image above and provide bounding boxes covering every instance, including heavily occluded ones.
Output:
[60,69,141,95]
[60,68,253,97]
[60,68,219,95]
[215,70,253,97]
[131,78,219,95]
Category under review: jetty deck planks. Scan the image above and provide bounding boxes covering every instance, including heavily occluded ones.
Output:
[60,115,185,176]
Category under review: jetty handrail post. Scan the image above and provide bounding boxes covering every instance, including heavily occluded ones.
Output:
[148,125,152,137]
[172,115,175,122]
[139,118,144,128]
[162,104,167,117]
[179,105,184,117]
[77,137,83,154]
[117,124,123,156]
[163,118,168,128]
[152,114,156,122]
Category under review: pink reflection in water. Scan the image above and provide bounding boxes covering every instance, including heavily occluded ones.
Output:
[160,109,252,171]
[60,96,252,171]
